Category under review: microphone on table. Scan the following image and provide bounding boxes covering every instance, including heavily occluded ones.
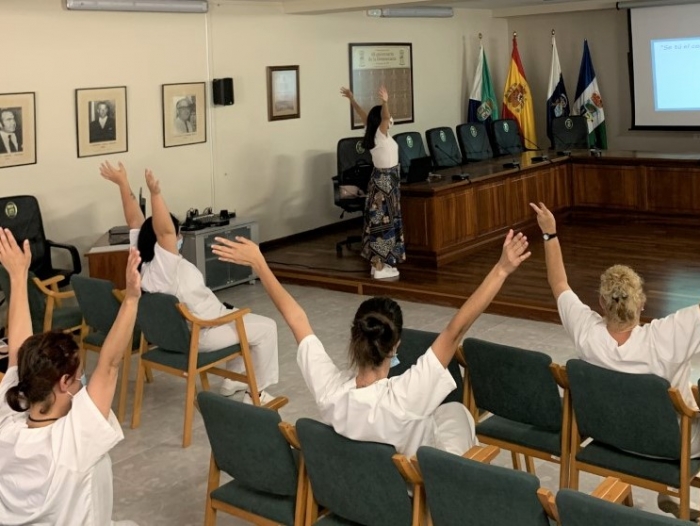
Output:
[520,134,553,164]
[434,144,471,182]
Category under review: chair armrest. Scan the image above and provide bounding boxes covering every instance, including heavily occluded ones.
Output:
[462,444,500,464]
[536,488,559,522]
[176,304,251,328]
[549,363,569,389]
[41,275,66,288]
[590,477,631,504]
[46,239,82,274]
[278,422,301,449]
[693,385,700,408]
[454,344,466,368]
[669,388,700,419]
[32,277,75,300]
[392,454,423,485]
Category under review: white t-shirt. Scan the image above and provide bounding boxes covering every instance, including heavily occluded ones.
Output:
[558,289,700,411]
[0,366,124,526]
[371,129,399,169]
[297,334,456,457]
[130,230,227,322]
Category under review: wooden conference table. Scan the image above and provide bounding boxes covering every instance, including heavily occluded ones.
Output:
[401,150,700,267]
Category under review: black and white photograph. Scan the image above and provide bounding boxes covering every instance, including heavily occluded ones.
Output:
[75,86,127,158]
[0,92,36,169]
[163,82,206,148]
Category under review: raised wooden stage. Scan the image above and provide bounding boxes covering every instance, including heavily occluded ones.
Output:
[265,150,700,324]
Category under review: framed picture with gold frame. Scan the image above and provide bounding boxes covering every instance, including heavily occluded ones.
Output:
[163,82,207,148]
[75,86,128,158]
[266,65,300,121]
[0,92,36,169]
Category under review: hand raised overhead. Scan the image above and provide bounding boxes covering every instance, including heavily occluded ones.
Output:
[145,169,161,195]
[529,202,557,234]
[0,228,31,278]
[99,161,129,186]
[496,229,531,275]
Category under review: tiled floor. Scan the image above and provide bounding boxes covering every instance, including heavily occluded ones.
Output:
[108,282,700,525]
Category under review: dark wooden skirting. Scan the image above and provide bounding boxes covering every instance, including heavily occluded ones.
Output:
[260,217,362,252]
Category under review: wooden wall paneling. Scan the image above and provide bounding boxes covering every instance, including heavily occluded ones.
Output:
[432,188,476,250]
[506,171,539,225]
[572,164,640,209]
[401,196,430,250]
[475,180,508,236]
[646,166,700,214]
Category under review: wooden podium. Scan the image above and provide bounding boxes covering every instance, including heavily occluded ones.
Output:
[85,232,129,289]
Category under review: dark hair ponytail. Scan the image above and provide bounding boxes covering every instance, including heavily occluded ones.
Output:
[5,332,80,414]
[349,297,403,369]
[361,105,384,151]
[136,214,181,266]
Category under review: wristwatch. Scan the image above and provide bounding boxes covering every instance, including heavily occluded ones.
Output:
[543,233,558,241]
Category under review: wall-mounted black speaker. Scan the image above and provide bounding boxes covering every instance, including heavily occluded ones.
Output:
[212,78,234,106]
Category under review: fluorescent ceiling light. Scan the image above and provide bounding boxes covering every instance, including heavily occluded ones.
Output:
[367,7,454,18]
[66,0,208,13]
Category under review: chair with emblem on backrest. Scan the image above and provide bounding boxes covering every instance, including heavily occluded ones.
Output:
[425,127,462,169]
[552,116,589,151]
[393,132,428,177]
[492,119,524,157]
[456,122,493,162]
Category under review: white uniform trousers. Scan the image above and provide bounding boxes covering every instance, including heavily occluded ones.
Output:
[433,402,478,456]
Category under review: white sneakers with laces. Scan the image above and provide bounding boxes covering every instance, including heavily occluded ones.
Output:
[371,265,399,279]
[243,390,275,405]
[219,379,247,397]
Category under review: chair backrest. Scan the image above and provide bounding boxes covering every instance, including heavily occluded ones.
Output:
[198,391,298,496]
[337,137,373,175]
[136,292,191,353]
[464,338,562,432]
[567,359,682,458]
[296,418,413,526]
[456,122,493,162]
[388,328,463,404]
[492,119,524,156]
[418,446,550,526]
[552,116,589,150]
[557,489,694,526]
[0,265,47,334]
[0,196,51,279]
[393,131,428,175]
[425,127,462,168]
[71,276,121,334]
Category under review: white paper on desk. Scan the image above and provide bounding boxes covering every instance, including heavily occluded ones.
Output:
[87,244,130,254]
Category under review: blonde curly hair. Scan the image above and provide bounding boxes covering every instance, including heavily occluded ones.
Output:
[599,265,646,326]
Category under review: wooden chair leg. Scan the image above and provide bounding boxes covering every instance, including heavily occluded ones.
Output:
[204,455,220,526]
[183,374,197,448]
[144,365,154,383]
[117,345,132,424]
[131,358,146,429]
[511,452,522,470]
[200,371,211,391]
[304,480,317,526]
[525,456,536,475]
[624,490,634,508]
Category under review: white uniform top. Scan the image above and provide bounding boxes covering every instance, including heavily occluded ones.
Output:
[0,367,123,526]
[130,230,227,321]
[297,334,456,457]
[558,289,700,412]
[370,129,399,169]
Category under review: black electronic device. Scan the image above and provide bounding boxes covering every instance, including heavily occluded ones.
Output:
[403,156,432,184]
[212,78,234,106]
[502,161,521,169]
[451,174,470,181]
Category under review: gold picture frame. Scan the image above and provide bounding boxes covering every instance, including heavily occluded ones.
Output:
[163,82,207,148]
[75,86,128,158]
[267,66,300,121]
[0,92,37,169]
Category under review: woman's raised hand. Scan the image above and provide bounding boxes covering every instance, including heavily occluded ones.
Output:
[529,202,557,234]
[124,248,142,301]
[0,228,31,278]
[340,87,354,100]
[378,86,389,102]
[100,161,128,186]
[211,236,265,270]
[497,229,531,276]
[145,169,161,195]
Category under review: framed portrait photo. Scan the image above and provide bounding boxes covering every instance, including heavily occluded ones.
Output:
[348,43,414,130]
[75,86,128,158]
[266,66,300,121]
[162,82,206,148]
[0,92,37,170]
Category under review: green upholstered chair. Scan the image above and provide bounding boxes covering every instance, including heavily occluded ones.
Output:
[461,338,571,489]
[417,445,556,526]
[557,489,694,526]
[393,132,429,177]
[198,391,306,526]
[0,264,82,334]
[491,118,524,157]
[456,122,493,162]
[425,127,462,169]
[388,328,463,405]
[71,275,145,424]
[132,292,288,447]
[295,418,423,526]
[567,359,700,520]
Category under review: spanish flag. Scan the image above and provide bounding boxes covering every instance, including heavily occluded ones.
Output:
[502,35,537,149]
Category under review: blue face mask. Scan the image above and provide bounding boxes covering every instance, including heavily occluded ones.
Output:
[176,238,183,252]
[80,373,87,387]
[390,354,400,368]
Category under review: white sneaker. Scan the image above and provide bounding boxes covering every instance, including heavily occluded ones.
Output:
[373,265,399,280]
[220,379,248,397]
[243,390,275,405]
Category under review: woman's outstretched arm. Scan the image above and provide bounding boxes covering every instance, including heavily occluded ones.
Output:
[530,202,570,300]
[341,87,368,126]
[145,170,178,255]
[0,229,32,367]
[100,161,145,229]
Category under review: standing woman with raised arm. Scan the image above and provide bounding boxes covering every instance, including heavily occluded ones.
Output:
[212,230,530,457]
[0,228,142,526]
[341,86,405,280]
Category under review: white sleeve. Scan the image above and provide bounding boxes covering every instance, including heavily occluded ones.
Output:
[387,348,456,419]
[647,304,700,363]
[557,289,600,351]
[51,388,124,472]
[297,335,346,405]
[128,228,140,248]
[141,242,181,292]
[0,366,19,421]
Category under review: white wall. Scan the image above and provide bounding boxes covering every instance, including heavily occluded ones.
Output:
[1,0,508,259]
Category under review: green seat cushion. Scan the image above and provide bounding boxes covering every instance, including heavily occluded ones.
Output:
[52,306,83,331]
[211,480,296,525]
[316,514,363,525]
[477,415,561,456]
[577,441,700,488]
[84,328,141,350]
[143,344,240,371]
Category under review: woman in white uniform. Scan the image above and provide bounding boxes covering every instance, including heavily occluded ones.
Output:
[341,86,405,280]
[531,202,700,518]
[100,162,279,403]
[0,228,141,526]
[211,229,530,457]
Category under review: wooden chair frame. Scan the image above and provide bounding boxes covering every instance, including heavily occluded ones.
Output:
[31,275,81,333]
[131,304,288,447]
[568,373,700,521]
[456,346,572,490]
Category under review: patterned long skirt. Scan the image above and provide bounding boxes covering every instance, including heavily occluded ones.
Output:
[361,165,406,267]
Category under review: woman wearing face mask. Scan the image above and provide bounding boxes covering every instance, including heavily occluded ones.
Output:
[212,229,530,457]
[340,86,405,280]
[0,229,141,526]
[99,162,279,404]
